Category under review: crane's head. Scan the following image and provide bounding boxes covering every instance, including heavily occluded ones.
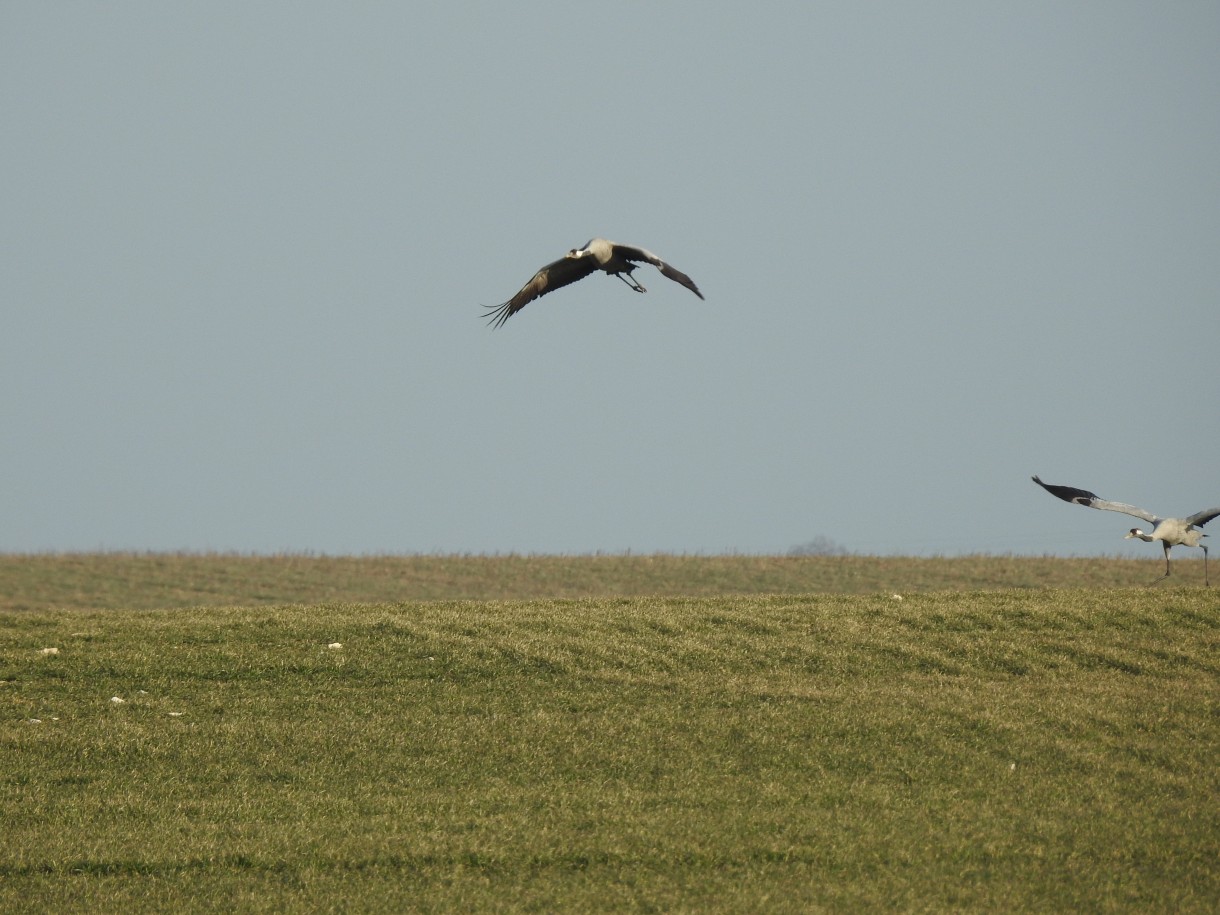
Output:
[1125,528,1151,542]
[568,238,612,261]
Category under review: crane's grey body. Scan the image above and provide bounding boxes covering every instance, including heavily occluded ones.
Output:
[483,238,703,328]
[1032,475,1219,585]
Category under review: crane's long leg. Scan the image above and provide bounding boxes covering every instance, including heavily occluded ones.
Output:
[1146,543,1173,586]
[1203,544,1210,587]
[615,272,647,293]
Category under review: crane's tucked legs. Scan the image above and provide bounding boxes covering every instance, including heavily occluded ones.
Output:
[615,273,647,293]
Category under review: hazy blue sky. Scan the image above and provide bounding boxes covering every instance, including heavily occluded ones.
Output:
[3,2,1217,557]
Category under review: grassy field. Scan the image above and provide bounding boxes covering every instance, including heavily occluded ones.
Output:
[2,555,1218,912]
[0,551,1208,612]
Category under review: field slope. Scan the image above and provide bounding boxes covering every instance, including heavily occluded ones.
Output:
[3,585,1218,912]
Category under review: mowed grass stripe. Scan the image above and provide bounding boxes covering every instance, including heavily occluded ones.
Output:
[2,591,1218,912]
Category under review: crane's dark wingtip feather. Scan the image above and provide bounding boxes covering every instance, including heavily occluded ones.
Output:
[1033,476,1101,507]
[482,302,514,329]
[655,261,704,300]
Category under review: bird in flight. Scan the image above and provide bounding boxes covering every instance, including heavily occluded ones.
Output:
[483,238,704,328]
[1032,475,1219,586]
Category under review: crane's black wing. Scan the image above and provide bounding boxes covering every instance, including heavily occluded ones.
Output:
[613,244,704,300]
[483,255,599,328]
[1031,475,1159,524]
[1184,507,1220,528]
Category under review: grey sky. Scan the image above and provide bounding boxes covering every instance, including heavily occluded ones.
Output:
[2,2,1217,557]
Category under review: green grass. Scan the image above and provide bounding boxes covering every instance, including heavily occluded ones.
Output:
[3,585,1218,912]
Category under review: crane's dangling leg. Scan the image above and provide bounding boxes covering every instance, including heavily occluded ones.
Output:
[1149,542,1173,586]
[1203,544,1210,587]
[615,272,647,293]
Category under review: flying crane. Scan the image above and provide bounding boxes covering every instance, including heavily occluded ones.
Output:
[483,238,704,328]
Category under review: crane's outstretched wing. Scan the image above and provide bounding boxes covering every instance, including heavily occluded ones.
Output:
[1031,475,1159,524]
[1184,507,1220,528]
[613,244,704,300]
[483,255,599,328]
